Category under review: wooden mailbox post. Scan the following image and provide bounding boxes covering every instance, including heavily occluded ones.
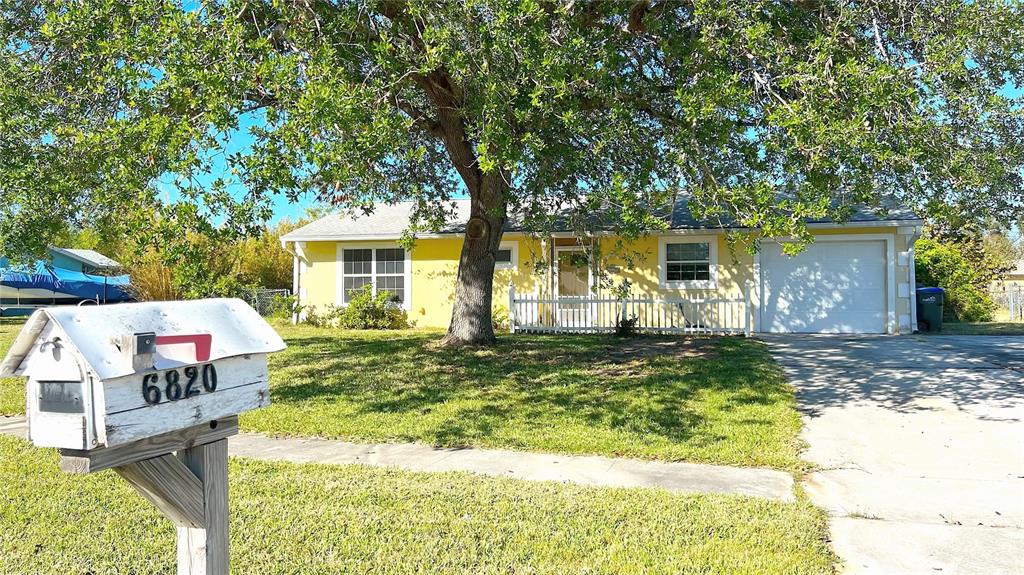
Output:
[0,298,286,574]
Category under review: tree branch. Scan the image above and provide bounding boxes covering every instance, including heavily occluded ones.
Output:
[390,95,445,138]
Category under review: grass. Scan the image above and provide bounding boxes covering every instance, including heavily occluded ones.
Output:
[0,434,834,574]
[240,321,804,470]
[0,319,804,470]
[929,320,1024,336]
[0,319,23,415]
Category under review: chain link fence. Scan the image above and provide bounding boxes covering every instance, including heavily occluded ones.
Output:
[240,288,292,317]
[990,286,1024,321]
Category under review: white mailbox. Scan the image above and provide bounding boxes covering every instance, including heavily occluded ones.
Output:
[0,298,286,450]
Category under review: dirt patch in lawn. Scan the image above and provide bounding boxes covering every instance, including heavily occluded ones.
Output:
[589,337,718,377]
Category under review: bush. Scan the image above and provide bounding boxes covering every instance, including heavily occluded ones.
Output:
[126,250,180,301]
[233,219,303,290]
[304,286,410,329]
[915,238,996,322]
[615,314,639,337]
[491,304,510,332]
[264,294,297,319]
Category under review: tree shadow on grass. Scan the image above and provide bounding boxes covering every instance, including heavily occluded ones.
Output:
[265,330,792,452]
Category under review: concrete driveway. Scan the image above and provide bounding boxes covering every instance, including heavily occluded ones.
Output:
[763,335,1024,575]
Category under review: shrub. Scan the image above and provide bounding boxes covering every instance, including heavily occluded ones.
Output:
[126,250,180,301]
[303,305,339,328]
[915,238,996,322]
[615,312,639,337]
[304,286,410,329]
[233,219,303,290]
[491,304,510,332]
[264,294,297,319]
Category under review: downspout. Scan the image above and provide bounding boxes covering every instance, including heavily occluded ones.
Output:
[281,239,301,325]
[539,237,549,297]
[908,227,921,332]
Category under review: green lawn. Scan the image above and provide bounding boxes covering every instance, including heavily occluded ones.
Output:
[0,434,834,574]
[240,322,804,470]
[929,321,1024,336]
[0,320,804,470]
[0,319,23,415]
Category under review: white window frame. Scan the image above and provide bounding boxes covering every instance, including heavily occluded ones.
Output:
[335,242,412,311]
[495,241,519,270]
[659,236,718,290]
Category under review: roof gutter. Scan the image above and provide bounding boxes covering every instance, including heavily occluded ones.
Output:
[279,219,926,243]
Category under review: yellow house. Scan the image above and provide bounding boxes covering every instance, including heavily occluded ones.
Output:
[993,260,1024,290]
[281,199,924,335]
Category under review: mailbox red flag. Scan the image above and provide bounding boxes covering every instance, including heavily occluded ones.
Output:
[154,334,212,363]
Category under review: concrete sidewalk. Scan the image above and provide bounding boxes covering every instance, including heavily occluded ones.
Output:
[0,416,794,501]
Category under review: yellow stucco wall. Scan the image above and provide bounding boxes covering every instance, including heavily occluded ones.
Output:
[597,234,753,299]
[297,236,539,328]
[295,225,918,332]
[297,241,338,313]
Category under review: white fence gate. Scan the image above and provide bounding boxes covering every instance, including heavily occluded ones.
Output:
[508,284,751,336]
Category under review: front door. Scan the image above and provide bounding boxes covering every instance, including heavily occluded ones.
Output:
[556,249,591,327]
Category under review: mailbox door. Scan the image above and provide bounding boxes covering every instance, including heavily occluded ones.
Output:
[27,378,96,449]
[23,323,98,450]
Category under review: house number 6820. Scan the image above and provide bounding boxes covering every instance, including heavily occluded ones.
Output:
[141,364,218,405]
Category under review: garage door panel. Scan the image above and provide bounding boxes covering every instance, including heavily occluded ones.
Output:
[762,240,887,334]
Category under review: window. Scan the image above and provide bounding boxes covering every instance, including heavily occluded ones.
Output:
[495,241,518,270]
[342,247,407,305]
[661,239,715,288]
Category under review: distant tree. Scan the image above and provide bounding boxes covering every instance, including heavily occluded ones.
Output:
[233,219,305,290]
[983,230,1021,277]
[928,220,1020,287]
[2,1,1023,344]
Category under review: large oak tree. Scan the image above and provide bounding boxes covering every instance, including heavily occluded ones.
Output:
[1,0,1022,344]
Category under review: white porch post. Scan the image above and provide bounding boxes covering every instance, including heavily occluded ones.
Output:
[744,280,753,336]
[507,281,516,334]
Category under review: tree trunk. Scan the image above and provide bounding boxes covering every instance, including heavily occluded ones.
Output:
[409,68,508,346]
[441,173,508,346]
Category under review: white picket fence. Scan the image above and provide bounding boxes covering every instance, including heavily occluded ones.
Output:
[508,285,751,336]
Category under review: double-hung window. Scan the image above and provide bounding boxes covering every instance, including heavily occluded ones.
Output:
[661,239,716,289]
[341,247,407,305]
[494,241,518,270]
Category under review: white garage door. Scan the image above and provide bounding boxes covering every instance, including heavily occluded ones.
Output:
[761,240,888,333]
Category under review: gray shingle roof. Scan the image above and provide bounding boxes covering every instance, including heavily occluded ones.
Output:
[282,202,472,240]
[281,197,921,241]
[49,247,121,269]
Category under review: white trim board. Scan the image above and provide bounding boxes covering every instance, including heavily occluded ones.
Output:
[282,220,921,243]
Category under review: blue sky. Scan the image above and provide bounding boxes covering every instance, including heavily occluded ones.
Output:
[158,111,320,224]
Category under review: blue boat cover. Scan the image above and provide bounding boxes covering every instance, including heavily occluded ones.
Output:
[0,260,132,302]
